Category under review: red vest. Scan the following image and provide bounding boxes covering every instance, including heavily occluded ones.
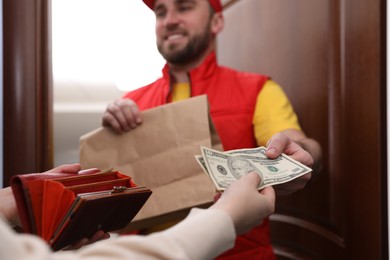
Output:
[123,52,275,259]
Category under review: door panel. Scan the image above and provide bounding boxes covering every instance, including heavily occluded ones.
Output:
[218,0,385,258]
[3,0,53,186]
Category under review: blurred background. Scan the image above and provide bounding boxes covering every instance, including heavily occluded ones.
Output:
[52,0,165,165]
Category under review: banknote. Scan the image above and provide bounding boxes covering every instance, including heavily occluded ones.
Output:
[196,146,312,190]
[195,155,209,175]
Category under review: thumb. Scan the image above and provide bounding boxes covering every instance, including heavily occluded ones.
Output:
[240,172,261,187]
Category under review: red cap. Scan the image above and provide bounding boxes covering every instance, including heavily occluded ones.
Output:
[143,0,223,12]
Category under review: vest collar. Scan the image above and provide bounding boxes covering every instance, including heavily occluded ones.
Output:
[161,51,218,83]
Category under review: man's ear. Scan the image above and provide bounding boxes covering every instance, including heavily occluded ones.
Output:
[211,12,224,35]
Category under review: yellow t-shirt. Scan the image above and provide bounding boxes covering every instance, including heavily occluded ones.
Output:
[172,80,301,146]
[171,82,191,102]
[252,80,301,146]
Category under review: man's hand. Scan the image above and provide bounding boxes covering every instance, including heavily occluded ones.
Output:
[102,98,143,134]
[211,172,275,235]
[265,130,321,195]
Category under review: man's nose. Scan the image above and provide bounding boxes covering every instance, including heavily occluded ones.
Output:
[163,10,180,26]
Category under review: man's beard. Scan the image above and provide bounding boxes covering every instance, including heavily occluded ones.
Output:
[157,24,212,65]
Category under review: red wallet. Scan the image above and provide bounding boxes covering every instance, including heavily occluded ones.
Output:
[11,169,152,251]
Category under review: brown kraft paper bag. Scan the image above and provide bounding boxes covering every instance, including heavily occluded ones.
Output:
[79,95,222,231]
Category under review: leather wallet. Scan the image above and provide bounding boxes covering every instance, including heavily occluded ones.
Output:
[11,169,152,251]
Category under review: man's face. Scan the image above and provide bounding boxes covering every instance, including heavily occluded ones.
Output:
[153,0,214,65]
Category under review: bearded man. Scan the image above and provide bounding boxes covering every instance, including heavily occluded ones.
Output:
[102,0,322,259]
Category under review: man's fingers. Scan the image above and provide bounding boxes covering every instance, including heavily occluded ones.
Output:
[119,99,142,125]
[265,132,292,158]
[102,99,142,133]
[107,102,132,131]
[102,112,125,134]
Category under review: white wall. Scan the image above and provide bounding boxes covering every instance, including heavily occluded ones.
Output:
[52,0,164,166]
[53,80,124,165]
[52,0,164,90]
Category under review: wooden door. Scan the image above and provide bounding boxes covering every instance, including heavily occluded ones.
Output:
[218,0,386,258]
[3,0,53,186]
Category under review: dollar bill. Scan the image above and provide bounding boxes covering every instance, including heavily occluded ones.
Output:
[195,155,209,176]
[195,146,312,190]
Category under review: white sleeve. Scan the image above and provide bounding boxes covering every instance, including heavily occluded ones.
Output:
[0,216,55,260]
[0,208,236,260]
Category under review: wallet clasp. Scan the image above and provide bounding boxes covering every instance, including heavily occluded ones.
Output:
[110,186,127,194]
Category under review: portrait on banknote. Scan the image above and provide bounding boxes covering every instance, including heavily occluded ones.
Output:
[227,156,264,181]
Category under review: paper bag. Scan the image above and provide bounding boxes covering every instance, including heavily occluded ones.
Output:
[79,95,222,231]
